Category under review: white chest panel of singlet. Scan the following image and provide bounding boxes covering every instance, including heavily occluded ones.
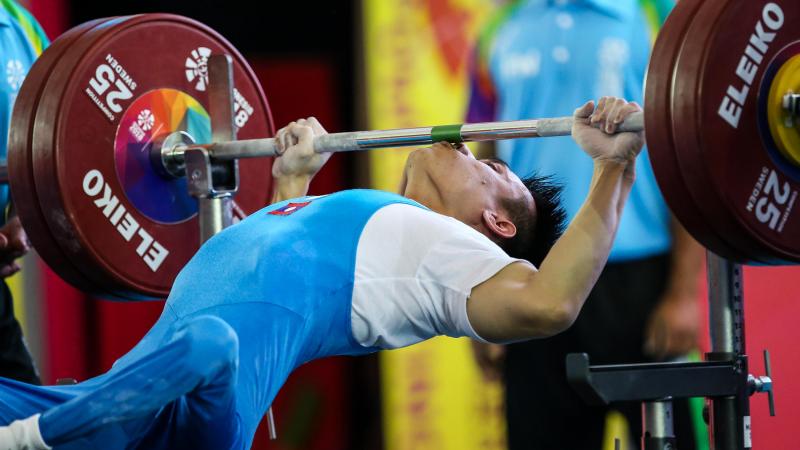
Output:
[350,204,521,349]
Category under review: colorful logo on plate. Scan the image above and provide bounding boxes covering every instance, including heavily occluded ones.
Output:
[114,88,211,223]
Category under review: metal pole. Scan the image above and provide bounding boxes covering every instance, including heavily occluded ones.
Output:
[190,54,278,440]
[707,253,745,355]
[706,251,749,450]
[195,54,237,244]
[164,111,645,162]
[198,196,233,243]
[642,399,677,450]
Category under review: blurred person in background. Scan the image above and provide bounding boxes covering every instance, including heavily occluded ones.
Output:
[0,0,48,384]
[466,0,705,449]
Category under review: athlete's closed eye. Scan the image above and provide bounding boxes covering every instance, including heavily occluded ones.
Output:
[482,158,508,173]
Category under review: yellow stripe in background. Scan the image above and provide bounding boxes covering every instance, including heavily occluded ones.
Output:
[603,410,633,450]
[381,338,506,450]
[363,1,504,449]
[7,271,25,329]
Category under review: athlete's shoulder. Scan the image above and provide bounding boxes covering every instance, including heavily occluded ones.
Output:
[317,189,429,210]
[256,189,429,226]
[367,202,498,248]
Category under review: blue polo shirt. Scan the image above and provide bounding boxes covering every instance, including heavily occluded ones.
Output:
[0,0,48,223]
[467,0,673,262]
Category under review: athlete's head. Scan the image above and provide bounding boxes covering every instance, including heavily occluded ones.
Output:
[400,142,566,265]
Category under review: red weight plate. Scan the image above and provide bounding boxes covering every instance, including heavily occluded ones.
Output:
[34,14,274,299]
[8,18,118,295]
[645,0,745,260]
[673,0,800,263]
[32,17,164,298]
[668,0,765,262]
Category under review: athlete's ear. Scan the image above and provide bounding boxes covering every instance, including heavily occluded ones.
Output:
[482,209,517,240]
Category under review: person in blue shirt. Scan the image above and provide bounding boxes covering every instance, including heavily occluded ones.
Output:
[0,0,49,385]
[0,99,643,450]
[467,1,703,449]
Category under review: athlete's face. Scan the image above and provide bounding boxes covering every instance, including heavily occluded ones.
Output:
[400,142,535,242]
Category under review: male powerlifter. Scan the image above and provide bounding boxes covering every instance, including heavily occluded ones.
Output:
[0,97,641,450]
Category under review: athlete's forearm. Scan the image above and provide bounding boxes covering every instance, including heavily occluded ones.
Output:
[270,175,312,204]
[529,161,632,330]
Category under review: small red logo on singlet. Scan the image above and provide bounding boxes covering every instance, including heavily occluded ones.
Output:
[268,202,311,216]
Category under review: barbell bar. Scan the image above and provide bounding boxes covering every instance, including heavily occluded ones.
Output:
[174,112,645,160]
[1,113,646,184]
[4,0,800,301]
[156,113,645,178]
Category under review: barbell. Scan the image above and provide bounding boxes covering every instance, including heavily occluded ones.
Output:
[5,0,800,300]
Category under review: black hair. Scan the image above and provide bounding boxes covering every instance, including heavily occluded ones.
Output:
[499,174,567,267]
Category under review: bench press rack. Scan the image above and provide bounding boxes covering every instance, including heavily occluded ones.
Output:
[567,253,776,450]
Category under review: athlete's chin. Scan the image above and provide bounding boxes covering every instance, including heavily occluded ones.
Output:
[406,147,449,176]
[403,150,429,183]
[407,146,432,163]
[405,147,458,198]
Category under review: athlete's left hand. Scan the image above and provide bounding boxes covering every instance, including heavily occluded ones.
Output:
[572,97,644,182]
[272,117,331,180]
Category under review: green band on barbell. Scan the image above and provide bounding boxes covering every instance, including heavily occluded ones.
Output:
[430,124,464,144]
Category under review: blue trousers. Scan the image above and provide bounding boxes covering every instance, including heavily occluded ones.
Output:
[0,315,247,449]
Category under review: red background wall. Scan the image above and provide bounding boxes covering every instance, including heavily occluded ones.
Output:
[697,265,800,449]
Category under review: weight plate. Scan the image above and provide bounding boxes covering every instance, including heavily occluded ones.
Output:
[673,0,800,263]
[645,0,745,261]
[32,17,156,298]
[8,18,117,295]
[33,14,274,298]
[668,0,764,262]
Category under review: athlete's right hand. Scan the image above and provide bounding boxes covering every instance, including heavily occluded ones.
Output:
[571,97,644,175]
[272,117,331,180]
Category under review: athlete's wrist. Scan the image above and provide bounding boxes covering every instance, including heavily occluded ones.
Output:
[271,175,312,204]
[592,159,635,186]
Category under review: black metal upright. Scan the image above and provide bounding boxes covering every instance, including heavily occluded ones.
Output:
[706,253,749,450]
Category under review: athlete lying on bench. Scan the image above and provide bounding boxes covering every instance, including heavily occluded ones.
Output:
[0,97,642,449]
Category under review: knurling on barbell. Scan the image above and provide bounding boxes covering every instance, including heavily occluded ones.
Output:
[6,0,800,300]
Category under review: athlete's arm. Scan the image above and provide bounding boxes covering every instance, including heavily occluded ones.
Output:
[270,117,331,204]
[467,98,644,342]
